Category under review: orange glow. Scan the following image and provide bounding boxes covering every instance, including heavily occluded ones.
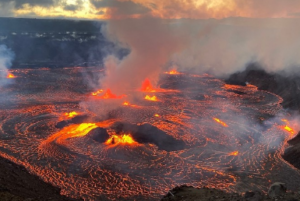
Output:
[45,123,98,144]
[154,114,160,117]
[229,151,239,156]
[98,89,125,99]
[246,83,258,90]
[105,134,137,146]
[42,120,117,145]
[64,111,79,118]
[7,73,15,79]
[282,125,295,136]
[165,70,181,75]
[122,101,140,108]
[141,79,156,92]
[281,119,295,136]
[91,89,104,96]
[213,118,228,127]
[284,125,294,133]
[145,95,158,101]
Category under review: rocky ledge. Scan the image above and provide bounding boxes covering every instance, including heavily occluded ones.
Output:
[0,156,81,201]
[161,183,300,201]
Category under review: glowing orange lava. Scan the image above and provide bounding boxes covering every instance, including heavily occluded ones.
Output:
[42,120,117,145]
[154,114,160,117]
[166,70,181,75]
[44,123,98,144]
[123,101,129,106]
[213,118,228,127]
[246,83,258,90]
[141,79,156,92]
[145,95,158,101]
[229,151,239,156]
[99,89,125,99]
[64,111,79,118]
[105,134,137,146]
[91,89,103,96]
[7,73,15,79]
[281,119,295,136]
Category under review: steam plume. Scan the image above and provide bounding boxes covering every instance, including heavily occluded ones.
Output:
[99,16,300,92]
[0,45,14,87]
[99,18,186,93]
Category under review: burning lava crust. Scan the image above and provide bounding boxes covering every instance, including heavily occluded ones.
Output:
[0,68,300,200]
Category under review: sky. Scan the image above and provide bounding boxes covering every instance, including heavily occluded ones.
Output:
[0,0,300,19]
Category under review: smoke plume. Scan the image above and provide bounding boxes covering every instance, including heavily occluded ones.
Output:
[99,18,187,93]
[0,45,14,87]
[99,16,300,92]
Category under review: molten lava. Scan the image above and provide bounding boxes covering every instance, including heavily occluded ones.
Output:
[7,73,15,79]
[166,70,181,75]
[44,123,98,144]
[284,126,294,134]
[141,79,156,92]
[99,89,125,99]
[246,83,258,90]
[64,111,79,118]
[91,89,104,96]
[105,134,137,146]
[213,118,228,127]
[229,151,239,156]
[281,119,295,136]
[43,120,117,145]
[145,95,158,101]
[4,67,299,201]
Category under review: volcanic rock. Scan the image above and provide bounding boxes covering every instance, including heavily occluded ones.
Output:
[244,191,264,201]
[287,132,300,146]
[282,146,300,170]
[110,122,186,151]
[70,115,90,124]
[161,185,244,201]
[55,120,69,129]
[226,63,300,111]
[268,182,287,198]
[0,155,80,201]
[86,127,109,143]
[55,115,90,129]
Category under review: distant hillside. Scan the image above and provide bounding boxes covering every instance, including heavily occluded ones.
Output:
[0,17,128,69]
[0,17,102,33]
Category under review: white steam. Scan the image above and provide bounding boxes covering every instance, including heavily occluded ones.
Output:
[0,45,14,87]
[99,17,300,92]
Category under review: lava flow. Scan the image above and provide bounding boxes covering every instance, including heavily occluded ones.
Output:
[91,89,103,96]
[144,95,158,101]
[6,73,15,79]
[213,118,228,127]
[281,119,295,136]
[229,151,239,156]
[65,111,79,118]
[93,89,125,99]
[1,67,300,201]
[105,134,137,146]
[165,69,181,75]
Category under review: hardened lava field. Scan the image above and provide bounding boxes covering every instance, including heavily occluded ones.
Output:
[0,67,299,200]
